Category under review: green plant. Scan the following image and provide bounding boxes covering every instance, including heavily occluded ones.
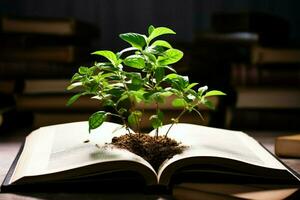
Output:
[67,25,225,137]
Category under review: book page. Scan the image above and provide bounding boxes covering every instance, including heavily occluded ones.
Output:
[11,121,156,184]
[149,123,288,184]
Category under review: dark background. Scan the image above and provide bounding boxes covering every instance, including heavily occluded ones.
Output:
[1,0,300,49]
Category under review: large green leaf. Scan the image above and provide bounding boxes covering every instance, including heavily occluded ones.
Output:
[119,33,147,50]
[204,90,226,97]
[147,27,175,43]
[91,51,118,67]
[124,55,145,69]
[157,49,183,65]
[88,111,107,132]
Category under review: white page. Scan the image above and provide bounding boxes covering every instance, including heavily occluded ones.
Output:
[148,123,286,181]
[11,121,156,183]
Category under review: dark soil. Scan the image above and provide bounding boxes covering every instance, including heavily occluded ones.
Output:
[111,134,186,172]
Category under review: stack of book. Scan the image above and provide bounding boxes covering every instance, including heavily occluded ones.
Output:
[207,12,300,130]
[0,15,100,129]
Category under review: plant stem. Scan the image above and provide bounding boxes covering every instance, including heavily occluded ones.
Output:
[165,108,187,138]
[155,102,159,138]
[112,107,132,135]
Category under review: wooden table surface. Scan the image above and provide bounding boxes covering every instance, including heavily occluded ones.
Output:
[0,128,300,200]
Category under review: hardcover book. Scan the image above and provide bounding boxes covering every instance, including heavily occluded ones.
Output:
[275,134,300,158]
[1,121,299,192]
[0,16,98,36]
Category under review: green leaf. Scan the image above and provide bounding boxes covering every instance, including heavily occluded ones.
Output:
[186,83,198,90]
[151,40,172,48]
[127,73,144,91]
[118,108,127,115]
[172,98,186,107]
[204,90,226,97]
[128,111,142,127]
[154,67,165,83]
[88,111,107,132]
[147,27,176,43]
[164,73,179,80]
[79,66,89,75]
[145,46,165,55]
[92,50,118,67]
[66,93,82,106]
[119,33,147,50]
[116,92,129,105]
[157,49,183,65]
[71,73,82,83]
[202,98,215,110]
[67,82,82,90]
[150,112,163,129]
[148,25,155,35]
[124,55,145,69]
[143,51,157,63]
[198,86,208,96]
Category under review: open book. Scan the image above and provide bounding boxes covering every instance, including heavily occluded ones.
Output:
[1,122,299,192]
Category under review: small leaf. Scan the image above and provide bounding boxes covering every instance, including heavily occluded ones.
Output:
[186,83,198,90]
[119,33,147,50]
[66,93,82,106]
[92,50,118,67]
[128,111,142,126]
[79,66,89,75]
[202,98,215,110]
[88,111,107,132]
[71,73,82,82]
[118,108,127,115]
[164,73,179,80]
[172,98,186,107]
[204,90,226,97]
[198,86,208,96]
[148,27,176,43]
[151,40,172,48]
[150,114,163,129]
[67,82,82,90]
[148,25,155,35]
[145,46,165,55]
[154,67,165,83]
[158,49,183,65]
[124,55,145,69]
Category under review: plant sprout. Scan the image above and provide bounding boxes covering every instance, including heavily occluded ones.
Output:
[67,25,225,137]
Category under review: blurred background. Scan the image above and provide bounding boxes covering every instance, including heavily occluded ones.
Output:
[1,0,300,132]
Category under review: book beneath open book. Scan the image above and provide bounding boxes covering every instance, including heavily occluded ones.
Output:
[1,122,299,192]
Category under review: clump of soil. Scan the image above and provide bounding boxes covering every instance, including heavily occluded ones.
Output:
[111,134,186,172]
